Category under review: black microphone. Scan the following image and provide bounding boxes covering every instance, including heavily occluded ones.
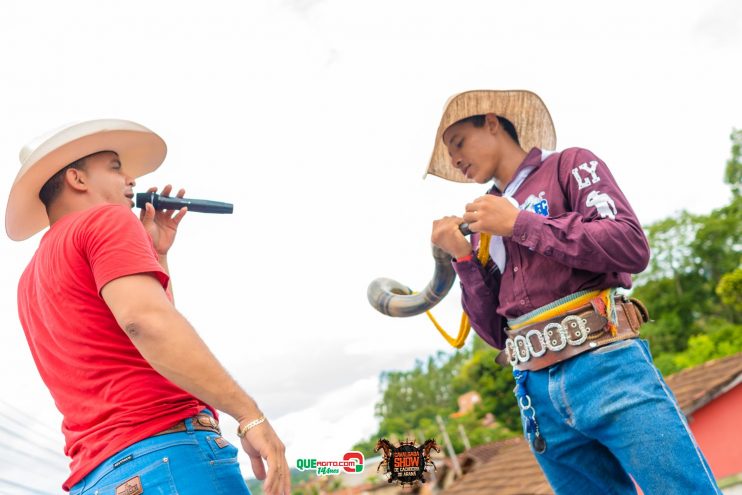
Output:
[459,223,473,236]
[135,192,233,214]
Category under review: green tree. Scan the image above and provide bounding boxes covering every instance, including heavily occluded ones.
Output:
[665,319,742,373]
[634,131,741,357]
[632,212,707,354]
[374,350,470,438]
[717,267,742,317]
[353,339,518,457]
[451,338,520,431]
[725,128,742,196]
[353,349,472,456]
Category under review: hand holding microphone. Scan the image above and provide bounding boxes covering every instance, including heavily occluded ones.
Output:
[136,191,233,214]
[137,185,233,256]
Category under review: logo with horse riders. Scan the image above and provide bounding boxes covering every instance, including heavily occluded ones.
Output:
[296,451,364,475]
[375,438,440,485]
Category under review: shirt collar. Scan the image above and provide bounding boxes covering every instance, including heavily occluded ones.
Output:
[488,147,543,194]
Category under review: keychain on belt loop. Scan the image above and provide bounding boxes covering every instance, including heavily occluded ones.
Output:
[513,369,547,454]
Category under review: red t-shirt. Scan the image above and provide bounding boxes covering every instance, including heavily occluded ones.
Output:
[17,204,213,491]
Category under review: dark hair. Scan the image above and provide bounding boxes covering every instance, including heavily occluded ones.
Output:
[38,157,88,209]
[454,114,520,145]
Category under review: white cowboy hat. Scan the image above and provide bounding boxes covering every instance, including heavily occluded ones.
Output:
[5,119,166,241]
[425,90,557,183]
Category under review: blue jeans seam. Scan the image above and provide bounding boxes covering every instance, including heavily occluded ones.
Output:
[86,458,178,495]
[194,433,236,495]
[636,341,720,493]
[548,365,577,429]
[72,430,249,495]
[558,369,576,427]
[528,340,719,495]
[77,438,197,491]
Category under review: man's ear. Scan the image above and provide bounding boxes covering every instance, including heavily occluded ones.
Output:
[484,113,500,135]
[65,167,87,192]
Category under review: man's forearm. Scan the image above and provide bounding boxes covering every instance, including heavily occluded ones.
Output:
[125,306,260,424]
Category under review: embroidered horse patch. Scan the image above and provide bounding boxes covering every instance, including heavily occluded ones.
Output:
[586,190,617,219]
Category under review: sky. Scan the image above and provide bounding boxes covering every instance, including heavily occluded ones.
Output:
[0,0,740,492]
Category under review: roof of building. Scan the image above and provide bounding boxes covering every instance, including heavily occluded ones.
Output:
[440,436,551,495]
[458,439,513,466]
[664,352,742,415]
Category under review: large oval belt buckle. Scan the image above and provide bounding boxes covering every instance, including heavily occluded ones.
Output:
[525,329,547,357]
[505,338,519,366]
[543,322,568,351]
[514,335,530,363]
[562,315,589,346]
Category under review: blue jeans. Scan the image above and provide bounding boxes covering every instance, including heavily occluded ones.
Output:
[518,339,721,495]
[69,413,251,495]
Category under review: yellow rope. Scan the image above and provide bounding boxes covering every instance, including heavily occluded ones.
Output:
[421,231,617,347]
[508,287,616,333]
[507,290,600,331]
[425,233,491,349]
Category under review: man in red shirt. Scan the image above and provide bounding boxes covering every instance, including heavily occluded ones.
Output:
[6,120,290,494]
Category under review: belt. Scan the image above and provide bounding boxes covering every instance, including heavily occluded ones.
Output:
[501,296,649,371]
[154,414,221,436]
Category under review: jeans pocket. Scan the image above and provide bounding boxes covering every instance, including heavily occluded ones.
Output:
[199,434,251,494]
[83,458,177,495]
[203,434,240,465]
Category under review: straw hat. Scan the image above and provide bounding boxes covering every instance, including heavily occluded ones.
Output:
[5,119,166,241]
[425,90,556,183]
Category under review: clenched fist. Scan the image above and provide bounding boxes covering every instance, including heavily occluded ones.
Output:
[431,216,472,259]
[463,195,519,236]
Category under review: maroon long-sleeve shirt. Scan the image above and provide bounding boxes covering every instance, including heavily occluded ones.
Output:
[451,147,650,349]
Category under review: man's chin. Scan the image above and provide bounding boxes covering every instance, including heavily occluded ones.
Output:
[475,170,499,184]
[468,169,490,184]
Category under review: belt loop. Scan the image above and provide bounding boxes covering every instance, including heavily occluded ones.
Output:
[184,416,195,434]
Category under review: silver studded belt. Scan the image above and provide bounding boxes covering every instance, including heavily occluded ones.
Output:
[503,297,647,371]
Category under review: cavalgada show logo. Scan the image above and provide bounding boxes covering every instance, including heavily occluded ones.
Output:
[375,438,440,486]
[296,451,365,475]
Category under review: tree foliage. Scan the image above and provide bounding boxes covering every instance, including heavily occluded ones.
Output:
[450,337,519,430]
[717,267,742,315]
[725,128,742,196]
[351,344,518,459]
[633,130,741,370]
[374,351,469,437]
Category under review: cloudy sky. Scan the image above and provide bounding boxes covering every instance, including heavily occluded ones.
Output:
[1,0,740,492]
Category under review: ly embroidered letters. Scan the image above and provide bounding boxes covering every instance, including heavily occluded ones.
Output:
[572,160,601,190]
